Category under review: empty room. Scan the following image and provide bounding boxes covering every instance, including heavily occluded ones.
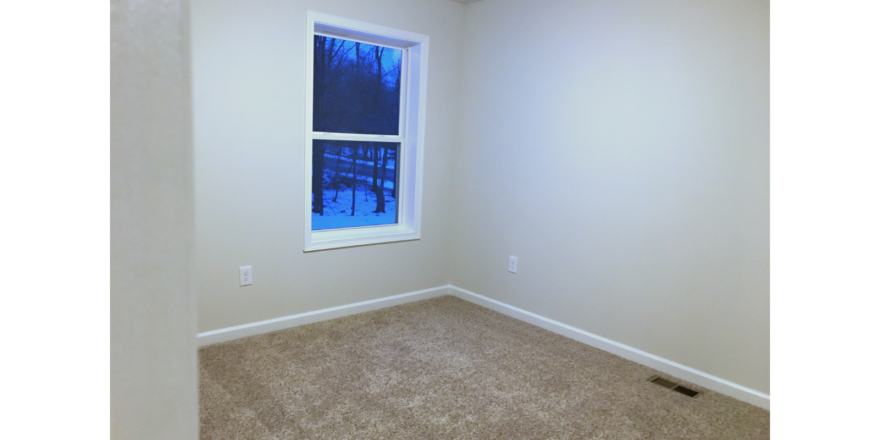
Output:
[113,0,772,438]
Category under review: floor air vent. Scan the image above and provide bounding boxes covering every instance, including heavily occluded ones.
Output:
[648,375,699,397]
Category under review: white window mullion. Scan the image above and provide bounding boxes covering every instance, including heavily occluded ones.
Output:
[312,132,404,143]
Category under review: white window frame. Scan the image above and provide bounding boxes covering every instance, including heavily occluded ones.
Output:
[304,11,429,252]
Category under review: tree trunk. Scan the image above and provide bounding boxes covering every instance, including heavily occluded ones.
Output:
[371,142,379,192]
[332,144,342,202]
[311,37,326,215]
[373,185,386,213]
[373,144,385,213]
[380,145,388,190]
[350,144,358,216]
[312,141,325,215]
[343,149,355,208]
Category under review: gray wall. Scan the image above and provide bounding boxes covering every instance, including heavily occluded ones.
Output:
[451,0,770,394]
[111,0,199,438]
[191,0,465,332]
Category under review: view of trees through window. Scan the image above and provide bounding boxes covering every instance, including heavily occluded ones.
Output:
[312,35,403,230]
[312,140,399,230]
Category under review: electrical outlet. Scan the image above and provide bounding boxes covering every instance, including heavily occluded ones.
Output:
[508,256,518,274]
[240,266,252,286]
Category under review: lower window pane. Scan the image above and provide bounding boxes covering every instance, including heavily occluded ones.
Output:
[312,140,400,231]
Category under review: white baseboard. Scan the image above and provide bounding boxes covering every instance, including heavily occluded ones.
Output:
[197,286,450,347]
[197,283,769,410]
[447,285,770,411]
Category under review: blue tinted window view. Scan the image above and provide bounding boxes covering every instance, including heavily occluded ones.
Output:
[313,36,402,135]
[312,140,399,230]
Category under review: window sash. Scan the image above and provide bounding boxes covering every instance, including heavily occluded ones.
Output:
[309,33,409,229]
[311,140,401,231]
[311,40,408,139]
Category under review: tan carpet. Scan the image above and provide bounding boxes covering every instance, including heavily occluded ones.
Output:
[199,296,769,439]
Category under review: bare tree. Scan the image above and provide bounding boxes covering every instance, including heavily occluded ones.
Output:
[380,145,389,191]
[350,144,358,216]
[332,143,342,202]
[312,141,325,215]
[312,36,348,215]
[373,144,386,213]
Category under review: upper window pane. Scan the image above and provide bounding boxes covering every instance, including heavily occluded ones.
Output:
[313,36,402,135]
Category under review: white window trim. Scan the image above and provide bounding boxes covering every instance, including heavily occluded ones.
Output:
[304,12,429,252]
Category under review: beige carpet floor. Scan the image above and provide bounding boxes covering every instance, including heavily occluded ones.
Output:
[199,296,769,439]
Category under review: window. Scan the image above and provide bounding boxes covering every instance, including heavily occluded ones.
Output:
[305,12,429,251]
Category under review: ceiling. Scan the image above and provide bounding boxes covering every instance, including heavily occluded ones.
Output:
[449,0,485,4]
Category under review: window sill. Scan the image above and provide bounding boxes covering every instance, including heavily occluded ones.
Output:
[304,224,420,252]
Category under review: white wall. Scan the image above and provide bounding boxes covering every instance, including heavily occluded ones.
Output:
[191,0,465,332]
[451,0,770,394]
[110,0,199,438]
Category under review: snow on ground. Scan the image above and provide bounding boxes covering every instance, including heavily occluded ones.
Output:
[326,168,396,191]
[324,153,395,171]
[312,185,397,231]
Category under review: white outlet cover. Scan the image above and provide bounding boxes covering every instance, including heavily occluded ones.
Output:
[508,256,517,274]
[240,266,252,286]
